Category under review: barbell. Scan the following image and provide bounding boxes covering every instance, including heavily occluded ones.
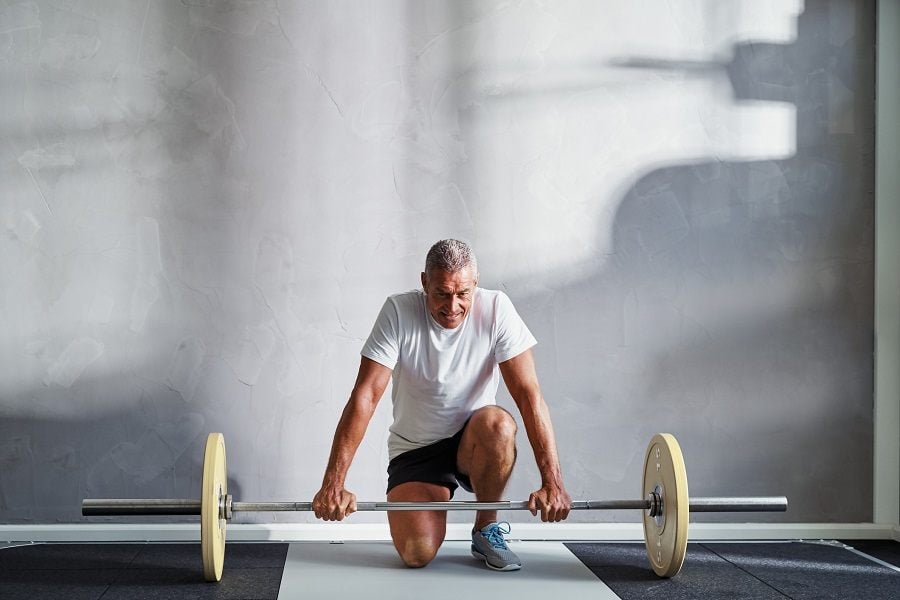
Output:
[81,432,788,581]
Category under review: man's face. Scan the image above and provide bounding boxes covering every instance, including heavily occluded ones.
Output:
[421,266,478,329]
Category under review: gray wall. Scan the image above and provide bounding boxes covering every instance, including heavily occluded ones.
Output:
[0,0,874,524]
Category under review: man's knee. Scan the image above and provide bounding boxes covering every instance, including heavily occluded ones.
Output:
[472,406,517,442]
[397,538,440,568]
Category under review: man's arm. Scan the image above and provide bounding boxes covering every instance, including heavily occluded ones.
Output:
[312,356,392,521]
[499,348,571,522]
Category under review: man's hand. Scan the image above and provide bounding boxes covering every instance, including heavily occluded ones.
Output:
[312,484,358,521]
[528,483,572,522]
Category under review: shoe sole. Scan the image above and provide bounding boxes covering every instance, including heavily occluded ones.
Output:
[471,549,522,571]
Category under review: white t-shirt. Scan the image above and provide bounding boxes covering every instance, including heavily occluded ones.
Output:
[361,288,537,460]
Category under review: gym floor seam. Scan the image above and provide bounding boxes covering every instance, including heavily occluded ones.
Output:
[700,543,792,599]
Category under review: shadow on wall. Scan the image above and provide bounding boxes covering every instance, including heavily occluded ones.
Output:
[520,0,874,522]
[0,383,244,522]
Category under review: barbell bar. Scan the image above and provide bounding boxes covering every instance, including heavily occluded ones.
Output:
[82,497,787,515]
[81,432,788,582]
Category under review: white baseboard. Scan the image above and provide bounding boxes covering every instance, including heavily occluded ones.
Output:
[1,522,896,544]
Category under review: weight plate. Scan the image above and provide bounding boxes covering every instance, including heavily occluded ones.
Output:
[201,433,227,582]
[641,433,689,577]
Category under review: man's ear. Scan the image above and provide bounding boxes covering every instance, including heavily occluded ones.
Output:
[420,271,427,292]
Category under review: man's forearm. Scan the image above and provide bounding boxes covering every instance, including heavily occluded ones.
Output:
[499,349,566,490]
[516,393,565,487]
[321,394,378,487]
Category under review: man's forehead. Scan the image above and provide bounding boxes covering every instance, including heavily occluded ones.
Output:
[427,268,477,288]
[435,282,474,291]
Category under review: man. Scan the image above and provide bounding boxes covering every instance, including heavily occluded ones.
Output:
[312,239,570,571]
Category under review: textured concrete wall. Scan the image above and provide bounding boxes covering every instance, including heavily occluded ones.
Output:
[0,0,874,524]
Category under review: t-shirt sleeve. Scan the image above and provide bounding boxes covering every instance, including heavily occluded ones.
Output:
[494,291,537,363]
[361,297,400,369]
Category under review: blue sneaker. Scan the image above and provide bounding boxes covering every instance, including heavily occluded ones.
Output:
[471,522,522,571]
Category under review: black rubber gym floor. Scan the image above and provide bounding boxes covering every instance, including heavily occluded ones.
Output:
[566,541,900,599]
[0,540,897,599]
[0,543,287,599]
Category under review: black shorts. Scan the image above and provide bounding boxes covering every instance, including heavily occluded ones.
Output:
[386,426,474,498]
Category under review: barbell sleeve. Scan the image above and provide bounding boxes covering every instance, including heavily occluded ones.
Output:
[687,497,788,512]
[82,498,202,516]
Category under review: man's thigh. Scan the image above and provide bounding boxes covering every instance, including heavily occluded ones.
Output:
[387,481,451,550]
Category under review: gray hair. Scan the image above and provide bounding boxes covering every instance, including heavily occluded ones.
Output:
[425,239,478,275]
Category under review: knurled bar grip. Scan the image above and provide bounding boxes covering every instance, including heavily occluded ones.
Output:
[233,500,650,512]
[82,496,788,516]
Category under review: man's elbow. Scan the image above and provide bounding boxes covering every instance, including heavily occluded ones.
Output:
[348,389,380,415]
